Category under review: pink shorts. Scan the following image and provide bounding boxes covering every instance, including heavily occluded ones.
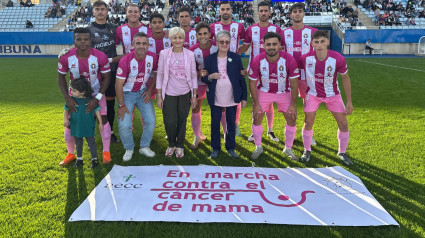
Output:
[197,84,207,100]
[257,90,291,113]
[298,80,307,99]
[98,96,107,115]
[304,94,346,113]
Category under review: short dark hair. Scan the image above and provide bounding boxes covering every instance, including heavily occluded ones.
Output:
[178,7,190,17]
[92,0,107,9]
[70,77,93,98]
[126,4,139,11]
[150,13,164,23]
[263,32,281,43]
[219,1,231,7]
[195,22,210,33]
[289,3,305,13]
[312,30,329,40]
[258,1,270,10]
[133,32,148,42]
[73,27,90,35]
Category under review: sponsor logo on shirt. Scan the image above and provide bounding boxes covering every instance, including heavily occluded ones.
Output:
[58,62,62,69]
[249,68,253,75]
[117,67,123,75]
[286,34,291,38]
[102,35,109,40]
[308,63,313,67]
[71,64,76,68]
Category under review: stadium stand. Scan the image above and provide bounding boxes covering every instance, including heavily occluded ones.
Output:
[0,3,77,32]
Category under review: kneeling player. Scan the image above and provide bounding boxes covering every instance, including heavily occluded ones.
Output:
[248,32,300,160]
[298,30,353,165]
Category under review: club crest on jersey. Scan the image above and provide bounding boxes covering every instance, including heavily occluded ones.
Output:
[147,62,151,68]
[327,65,333,72]
[303,33,308,38]
[190,35,195,40]
[117,67,123,75]
[165,42,169,47]
[90,63,96,69]
[279,65,284,71]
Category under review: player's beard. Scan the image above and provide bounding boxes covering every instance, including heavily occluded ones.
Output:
[266,49,278,58]
[221,14,230,21]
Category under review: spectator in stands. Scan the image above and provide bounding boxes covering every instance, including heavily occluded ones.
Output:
[419,9,425,18]
[365,39,374,55]
[20,0,25,7]
[6,0,13,7]
[25,0,34,7]
[405,16,412,25]
[410,17,417,25]
[26,20,33,28]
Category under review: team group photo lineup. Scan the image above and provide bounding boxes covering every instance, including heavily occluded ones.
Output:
[57,0,354,168]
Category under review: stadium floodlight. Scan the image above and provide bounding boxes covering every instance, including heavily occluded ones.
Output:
[418,36,425,55]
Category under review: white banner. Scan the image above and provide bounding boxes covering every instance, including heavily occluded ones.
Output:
[69,165,398,226]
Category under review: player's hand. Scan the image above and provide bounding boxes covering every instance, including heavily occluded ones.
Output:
[209,72,221,80]
[287,104,297,120]
[85,98,99,113]
[345,102,353,115]
[157,96,163,109]
[241,100,247,108]
[65,96,78,113]
[142,89,152,103]
[58,46,73,59]
[199,69,208,78]
[252,102,262,117]
[117,107,130,121]
[63,119,70,128]
[99,123,104,132]
[240,69,247,77]
[190,97,197,109]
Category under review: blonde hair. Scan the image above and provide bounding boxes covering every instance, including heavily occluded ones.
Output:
[169,27,185,39]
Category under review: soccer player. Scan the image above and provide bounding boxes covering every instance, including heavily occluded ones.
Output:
[281,2,318,145]
[147,13,171,56]
[116,32,158,161]
[298,30,353,165]
[177,7,197,49]
[188,22,218,149]
[210,1,246,136]
[115,4,151,54]
[57,27,112,166]
[248,32,299,160]
[89,0,121,146]
[239,1,283,143]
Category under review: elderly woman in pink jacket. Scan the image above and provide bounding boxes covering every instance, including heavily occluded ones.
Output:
[156,27,198,158]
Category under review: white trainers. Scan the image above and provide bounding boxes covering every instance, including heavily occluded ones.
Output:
[267,131,280,142]
[247,133,254,142]
[251,146,264,160]
[176,148,184,158]
[139,147,155,157]
[123,150,133,162]
[311,137,317,146]
[282,148,299,161]
[190,137,202,150]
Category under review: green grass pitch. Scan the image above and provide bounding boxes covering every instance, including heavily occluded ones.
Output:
[0,57,424,237]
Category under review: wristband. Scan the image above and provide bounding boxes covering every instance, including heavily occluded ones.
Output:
[95,93,103,100]
[118,104,126,109]
[108,58,113,64]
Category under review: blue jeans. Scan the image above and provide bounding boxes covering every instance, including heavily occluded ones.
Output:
[118,88,156,150]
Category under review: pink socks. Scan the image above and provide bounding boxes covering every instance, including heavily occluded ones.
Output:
[338,129,349,153]
[64,127,74,154]
[191,112,201,138]
[284,124,297,149]
[302,128,313,151]
[252,124,263,146]
[101,122,111,152]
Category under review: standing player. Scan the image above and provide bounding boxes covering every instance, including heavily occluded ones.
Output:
[281,2,318,144]
[210,1,246,136]
[298,31,353,165]
[177,7,197,49]
[239,1,283,143]
[147,13,171,56]
[188,22,218,149]
[115,4,152,54]
[116,32,158,161]
[248,32,299,160]
[57,27,112,166]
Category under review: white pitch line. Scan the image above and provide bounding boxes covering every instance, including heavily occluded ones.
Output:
[357,60,425,72]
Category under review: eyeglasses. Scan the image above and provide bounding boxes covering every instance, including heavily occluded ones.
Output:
[218,41,231,45]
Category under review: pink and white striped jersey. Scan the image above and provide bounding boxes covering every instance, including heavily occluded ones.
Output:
[243,23,282,62]
[58,48,111,95]
[298,50,348,98]
[147,33,172,56]
[115,23,152,54]
[210,21,246,53]
[116,51,158,92]
[248,51,300,94]
[281,26,317,61]
[184,28,197,49]
[189,42,218,86]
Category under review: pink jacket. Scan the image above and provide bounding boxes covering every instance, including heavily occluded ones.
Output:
[156,47,198,100]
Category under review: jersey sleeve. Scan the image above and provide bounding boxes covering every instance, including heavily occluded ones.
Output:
[248,56,260,81]
[116,56,128,80]
[243,26,252,45]
[115,26,121,45]
[99,52,111,73]
[58,56,68,74]
[337,54,348,75]
[287,54,300,79]
[239,23,246,41]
